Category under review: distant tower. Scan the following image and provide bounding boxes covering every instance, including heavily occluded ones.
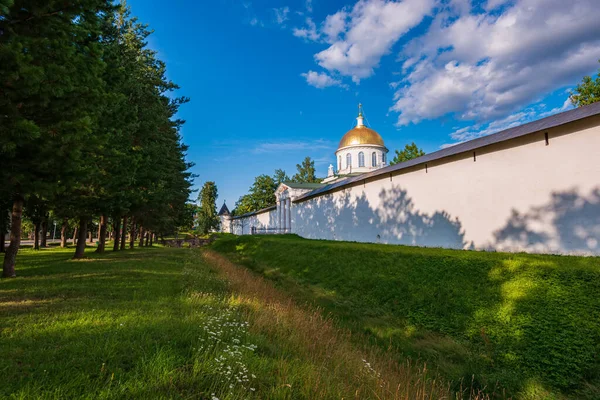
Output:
[218,202,232,233]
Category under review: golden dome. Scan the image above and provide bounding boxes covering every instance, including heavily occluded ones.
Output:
[338,126,385,149]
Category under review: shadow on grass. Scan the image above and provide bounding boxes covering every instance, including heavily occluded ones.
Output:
[211,234,600,398]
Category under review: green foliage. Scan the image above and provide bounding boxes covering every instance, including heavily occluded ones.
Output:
[234,174,277,215]
[292,156,321,183]
[196,182,219,234]
[212,235,600,399]
[570,60,600,107]
[390,143,425,165]
[272,169,289,186]
[0,0,193,269]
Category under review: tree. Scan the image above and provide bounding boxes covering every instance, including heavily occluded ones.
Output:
[196,182,219,234]
[0,0,114,275]
[570,60,600,107]
[273,169,290,186]
[1,1,193,273]
[390,143,426,166]
[292,157,320,183]
[234,175,277,215]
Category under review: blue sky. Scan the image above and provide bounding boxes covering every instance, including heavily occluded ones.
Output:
[127,0,600,208]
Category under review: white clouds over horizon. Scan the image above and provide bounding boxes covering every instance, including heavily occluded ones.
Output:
[292,0,600,142]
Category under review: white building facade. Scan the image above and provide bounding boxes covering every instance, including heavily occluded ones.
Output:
[228,103,600,256]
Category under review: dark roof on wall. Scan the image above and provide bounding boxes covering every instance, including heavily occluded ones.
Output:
[218,203,230,216]
[231,205,277,220]
[294,101,600,203]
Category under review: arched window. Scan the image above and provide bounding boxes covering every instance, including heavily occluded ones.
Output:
[346,153,352,169]
[338,155,341,170]
[372,152,377,167]
[358,152,365,167]
[382,152,386,164]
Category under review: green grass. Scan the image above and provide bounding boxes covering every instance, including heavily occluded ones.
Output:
[211,234,600,399]
[0,246,278,398]
[3,244,452,399]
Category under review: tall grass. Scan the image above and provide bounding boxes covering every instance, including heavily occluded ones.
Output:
[211,234,600,399]
[203,250,495,399]
[1,245,491,399]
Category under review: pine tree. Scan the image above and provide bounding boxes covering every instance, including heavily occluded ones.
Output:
[570,60,600,107]
[0,0,114,276]
[273,169,290,186]
[292,157,320,183]
[390,143,425,166]
[196,182,219,234]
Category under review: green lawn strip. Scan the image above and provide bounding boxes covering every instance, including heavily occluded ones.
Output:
[1,245,387,399]
[210,234,600,399]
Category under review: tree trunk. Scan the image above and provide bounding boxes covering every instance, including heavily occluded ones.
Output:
[96,215,107,253]
[149,232,153,247]
[0,218,5,253]
[120,216,128,250]
[113,216,121,251]
[34,221,41,250]
[72,227,78,246]
[138,226,145,247]
[60,218,68,248]
[2,197,23,278]
[88,229,93,244]
[129,217,136,249]
[74,218,88,259]
[40,217,48,248]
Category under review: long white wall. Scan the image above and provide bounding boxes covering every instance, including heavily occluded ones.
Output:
[234,116,600,255]
[231,208,277,235]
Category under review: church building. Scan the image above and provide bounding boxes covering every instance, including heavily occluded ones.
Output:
[222,102,600,256]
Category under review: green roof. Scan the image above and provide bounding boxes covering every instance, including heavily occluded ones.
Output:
[281,181,325,189]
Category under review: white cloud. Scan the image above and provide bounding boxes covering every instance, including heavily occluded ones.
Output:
[315,0,435,83]
[392,0,600,126]
[485,0,511,11]
[444,97,574,147]
[449,109,538,143]
[301,70,346,88]
[322,11,347,43]
[273,6,290,25]
[306,0,314,13]
[293,17,320,41]
[538,98,573,118]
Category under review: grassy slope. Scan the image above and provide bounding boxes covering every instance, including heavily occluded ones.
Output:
[1,245,470,399]
[211,234,600,399]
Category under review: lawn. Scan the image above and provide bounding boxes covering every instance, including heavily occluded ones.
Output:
[1,245,477,399]
[211,234,600,400]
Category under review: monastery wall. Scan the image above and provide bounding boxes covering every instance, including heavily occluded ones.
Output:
[234,115,600,255]
[232,208,277,235]
[293,116,600,255]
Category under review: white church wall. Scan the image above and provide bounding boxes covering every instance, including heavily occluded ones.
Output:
[336,145,387,174]
[292,116,600,255]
